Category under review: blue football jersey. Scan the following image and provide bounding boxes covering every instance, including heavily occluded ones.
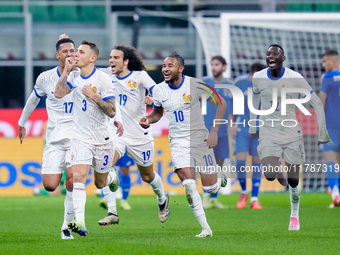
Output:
[202,77,232,137]
[232,73,253,135]
[320,69,340,129]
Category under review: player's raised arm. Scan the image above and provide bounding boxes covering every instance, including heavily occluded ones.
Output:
[139,106,164,129]
[54,57,74,98]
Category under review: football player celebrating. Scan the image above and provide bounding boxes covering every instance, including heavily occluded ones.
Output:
[99,46,169,225]
[55,41,119,236]
[250,44,329,230]
[140,52,227,237]
[18,35,76,239]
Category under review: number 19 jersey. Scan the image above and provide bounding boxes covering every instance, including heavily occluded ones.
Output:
[102,69,156,140]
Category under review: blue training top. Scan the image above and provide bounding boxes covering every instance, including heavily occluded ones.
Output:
[232,73,254,135]
[320,69,340,129]
[202,77,232,138]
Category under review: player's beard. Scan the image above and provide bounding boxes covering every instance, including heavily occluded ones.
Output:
[213,69,223,79]
[166,73,181,85]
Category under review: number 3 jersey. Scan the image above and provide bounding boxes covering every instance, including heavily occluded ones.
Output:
[33,66,74,144]
[67,68,115,145]
[152,75,210,147]
[101,69,156,141]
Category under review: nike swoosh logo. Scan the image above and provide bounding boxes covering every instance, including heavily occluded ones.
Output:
[260,89,265,92]
[162,99,169,103]
[101,167,106,170]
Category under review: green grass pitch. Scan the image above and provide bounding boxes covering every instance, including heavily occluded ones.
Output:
[0,193,338,255]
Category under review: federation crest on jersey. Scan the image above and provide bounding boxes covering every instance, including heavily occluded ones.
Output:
[183,93,191,105]
[89,84,97,93]
[128,80,137,91]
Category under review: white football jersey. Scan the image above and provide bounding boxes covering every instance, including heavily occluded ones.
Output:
[252,67,313,143]
[68,68,115,145]
[34,66,74,144]
[101,68,155,139]
[153,75,210,147]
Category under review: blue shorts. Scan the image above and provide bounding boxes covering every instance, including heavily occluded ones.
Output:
[116,152,135,168]
[234,133,259,156]
[213,136,229,160]
[320,128,340,152]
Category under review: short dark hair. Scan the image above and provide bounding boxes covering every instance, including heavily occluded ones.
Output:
[250,62,266,74]
[211,55,227,66]
[81,40,99,57]
[268,44,284,55]
[168,51,185,66]
[114,45,145,71]
[55,38,75,52]
[324,49,339,57]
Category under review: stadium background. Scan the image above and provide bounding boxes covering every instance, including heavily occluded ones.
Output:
[1,0,340,196]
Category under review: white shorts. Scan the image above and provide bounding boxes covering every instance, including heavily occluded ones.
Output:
[115,136,154,167]
[41,139,71,175]
[257,138,305,165]
[71,138,114,173]
[170,143,217,174]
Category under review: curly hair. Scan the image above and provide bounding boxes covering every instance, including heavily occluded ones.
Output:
[114,45,145,71]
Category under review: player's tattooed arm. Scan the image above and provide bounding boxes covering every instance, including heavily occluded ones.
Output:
[55,57,74,98]
[82,85,116,118]
[55,74,71,98]
[96,98,116,118]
